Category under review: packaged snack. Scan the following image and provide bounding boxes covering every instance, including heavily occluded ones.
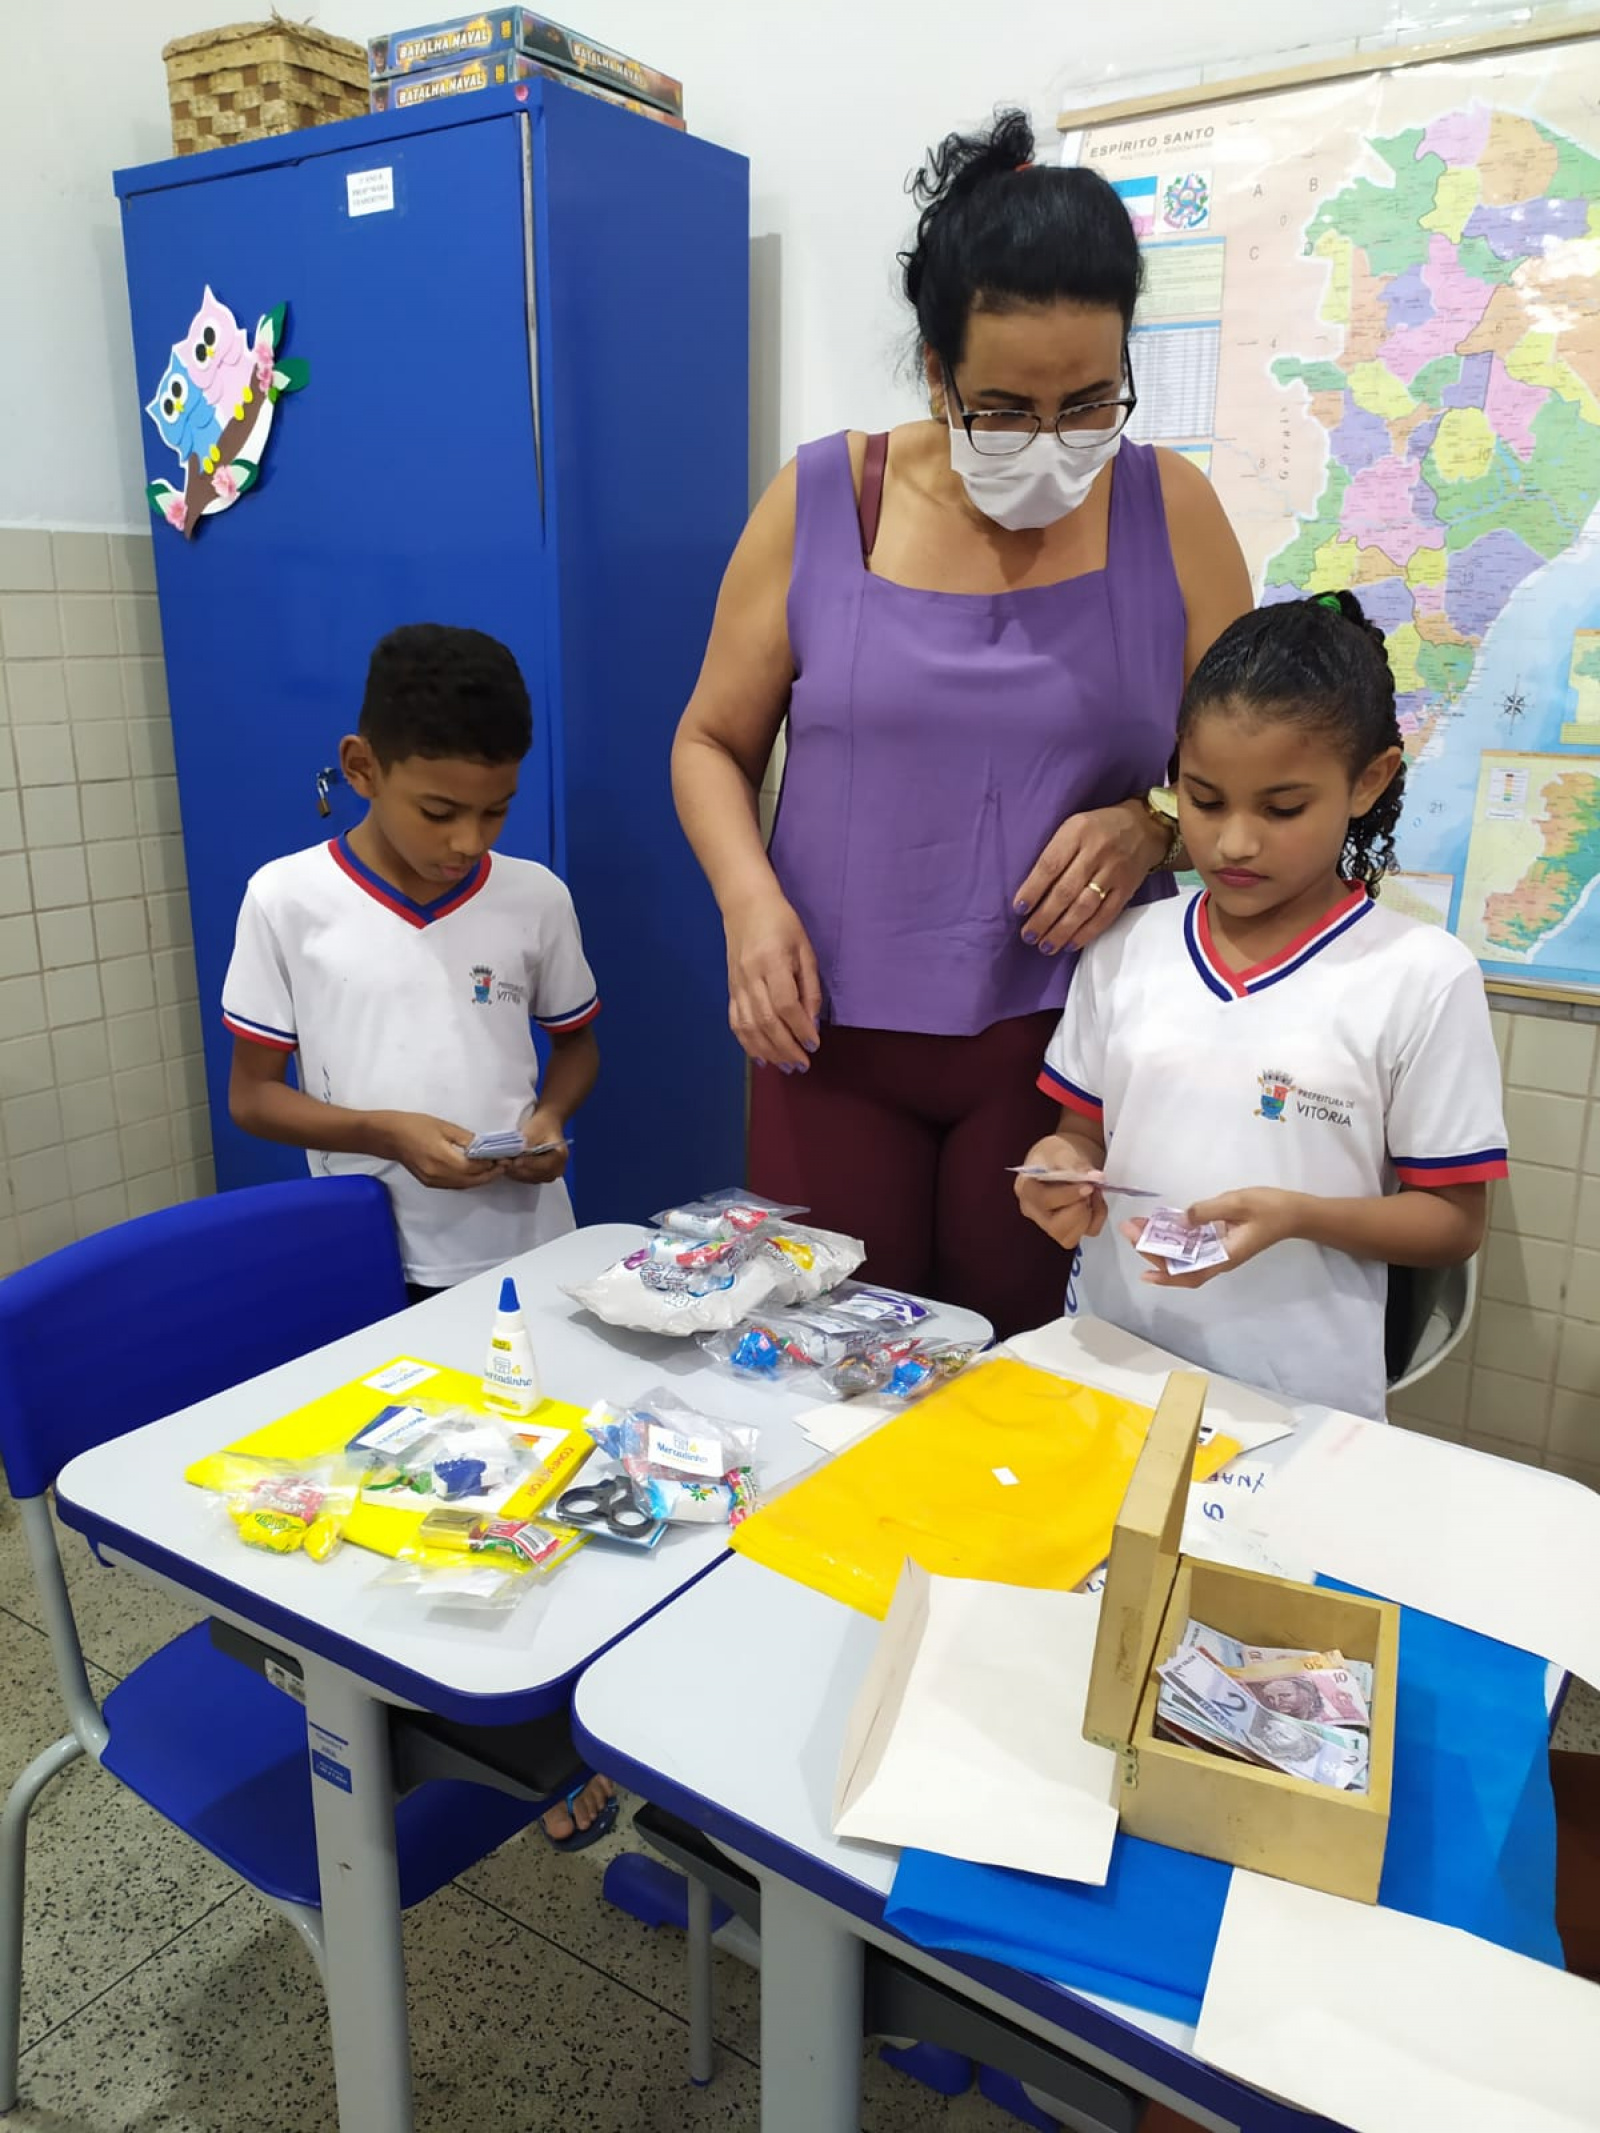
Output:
[374,1510,584,1611]
[564,1232,786,1334]
[637,1466,760,1524]
[581,1394,761,1526]
[220,1460,358,1563]
[564,1211,864,1337]
[813,1338,987,1404]
[699,1286,924,1384]
[651,1189,807,1242]
[699,1319,816,1383]
[762,1223,866,1305]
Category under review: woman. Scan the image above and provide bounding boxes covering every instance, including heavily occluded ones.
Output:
[672,108,1251,1335]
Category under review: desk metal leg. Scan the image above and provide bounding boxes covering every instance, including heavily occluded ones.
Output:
[302,1662,414,2133]
[686,1874,715,2086]
[757,1879,862,2133]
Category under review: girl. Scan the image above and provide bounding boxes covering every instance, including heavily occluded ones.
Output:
[1016,591,1506,1423]
[672,108,1249,1337]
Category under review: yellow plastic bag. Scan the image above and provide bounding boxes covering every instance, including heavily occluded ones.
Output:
[732,1357,1240,1617]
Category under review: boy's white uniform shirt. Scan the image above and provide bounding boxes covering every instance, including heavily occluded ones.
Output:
[223,836,599,1286]
[1040,888,1507,1421]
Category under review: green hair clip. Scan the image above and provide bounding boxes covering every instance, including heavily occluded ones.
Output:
[1316,592,1344,611]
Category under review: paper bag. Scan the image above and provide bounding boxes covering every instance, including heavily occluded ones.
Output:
[833,1563,1119,1884]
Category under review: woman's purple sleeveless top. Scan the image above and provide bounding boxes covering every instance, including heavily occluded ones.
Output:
[768,432,1186,1036]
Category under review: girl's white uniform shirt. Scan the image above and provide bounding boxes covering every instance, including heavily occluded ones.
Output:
[1040,888,1507,1421]
[223,837,599,1287]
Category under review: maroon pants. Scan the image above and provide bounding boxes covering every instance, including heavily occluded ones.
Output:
[747,1014,1069,1340]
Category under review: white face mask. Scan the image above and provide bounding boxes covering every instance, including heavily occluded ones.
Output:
[946,409,1123,531]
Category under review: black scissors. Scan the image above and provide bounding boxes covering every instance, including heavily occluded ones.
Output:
[556,1475,655,1537]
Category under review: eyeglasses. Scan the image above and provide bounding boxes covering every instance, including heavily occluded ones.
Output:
[946,362,1139,457]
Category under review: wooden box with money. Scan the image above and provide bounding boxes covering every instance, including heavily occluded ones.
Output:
[1083,1371,1399,1904]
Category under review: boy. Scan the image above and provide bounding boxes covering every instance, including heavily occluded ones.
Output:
[224,623,599,1299]
[223,623,610,1845]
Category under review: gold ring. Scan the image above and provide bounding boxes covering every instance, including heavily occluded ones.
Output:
[1087,880,1109,900]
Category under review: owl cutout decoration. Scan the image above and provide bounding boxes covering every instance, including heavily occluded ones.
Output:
[143,291,308,539]
[145,353,222,476]
[181,287,257,425]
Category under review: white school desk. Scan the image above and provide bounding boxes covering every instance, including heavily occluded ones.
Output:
[573,1384,1573,2133]
[51,1222,987,2133]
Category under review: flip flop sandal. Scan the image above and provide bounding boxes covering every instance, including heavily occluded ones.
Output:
[541,1782,620,1854]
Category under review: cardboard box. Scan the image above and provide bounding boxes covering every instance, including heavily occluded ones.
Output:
[518,12,681,118]
[1083,1371,1399,1904]
[368,51,685,128]
[368,10,525,77]
[367,9,683,119]
[369,51,522,107]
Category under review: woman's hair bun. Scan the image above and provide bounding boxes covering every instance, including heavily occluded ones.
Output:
[904,111,1036,312]
[900,107,1143,366]
[908,110,1036,215]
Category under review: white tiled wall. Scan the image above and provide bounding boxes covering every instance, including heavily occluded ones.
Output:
[0,527,212,1277]
[1389,1007,1600,1489]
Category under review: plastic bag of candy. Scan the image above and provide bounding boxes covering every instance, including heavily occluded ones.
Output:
[372,1508,585,1611]
[214,1457,361,1564]
[582,1392,761,1526]
[564,1230,787,1334]
[651,1189,807,1242]
[811,1336,988,1404]
[698,1317,819,1385]
[699,1287,914,1385]
[761,1223,866,1305]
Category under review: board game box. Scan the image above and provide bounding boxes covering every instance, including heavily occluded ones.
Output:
[369,48,685,127]
[368,10,683,120]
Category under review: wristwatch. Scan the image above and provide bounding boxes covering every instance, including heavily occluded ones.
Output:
[1142,786,1185,874]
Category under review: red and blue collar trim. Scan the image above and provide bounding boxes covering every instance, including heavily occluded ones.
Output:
[328,835,490,929]
[1185,885,1372,1002]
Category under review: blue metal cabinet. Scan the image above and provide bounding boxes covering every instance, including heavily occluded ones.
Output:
[115,84,748,1221]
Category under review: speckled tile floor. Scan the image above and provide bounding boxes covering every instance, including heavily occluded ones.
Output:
[0,1480,1047,2132]
[2,1475,1596,2132]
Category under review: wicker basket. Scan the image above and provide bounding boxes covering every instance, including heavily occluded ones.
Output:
[162,17,368,156]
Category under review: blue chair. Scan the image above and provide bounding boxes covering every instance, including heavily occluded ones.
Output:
[0,1178,545,2112]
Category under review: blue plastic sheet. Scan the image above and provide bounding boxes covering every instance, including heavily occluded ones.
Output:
[885,1582,1560,2025]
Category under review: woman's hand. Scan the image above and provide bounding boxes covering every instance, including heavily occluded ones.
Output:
[1013,800,1168,955]
[1119,1188,1301,1289]
[725,889,823,1069]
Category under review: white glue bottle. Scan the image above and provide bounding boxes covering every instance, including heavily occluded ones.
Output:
[481,1275,541,1417]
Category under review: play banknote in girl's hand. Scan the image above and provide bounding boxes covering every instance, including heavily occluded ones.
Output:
[1008,1166,1161,1199]
[1133,1207,1231,1275]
